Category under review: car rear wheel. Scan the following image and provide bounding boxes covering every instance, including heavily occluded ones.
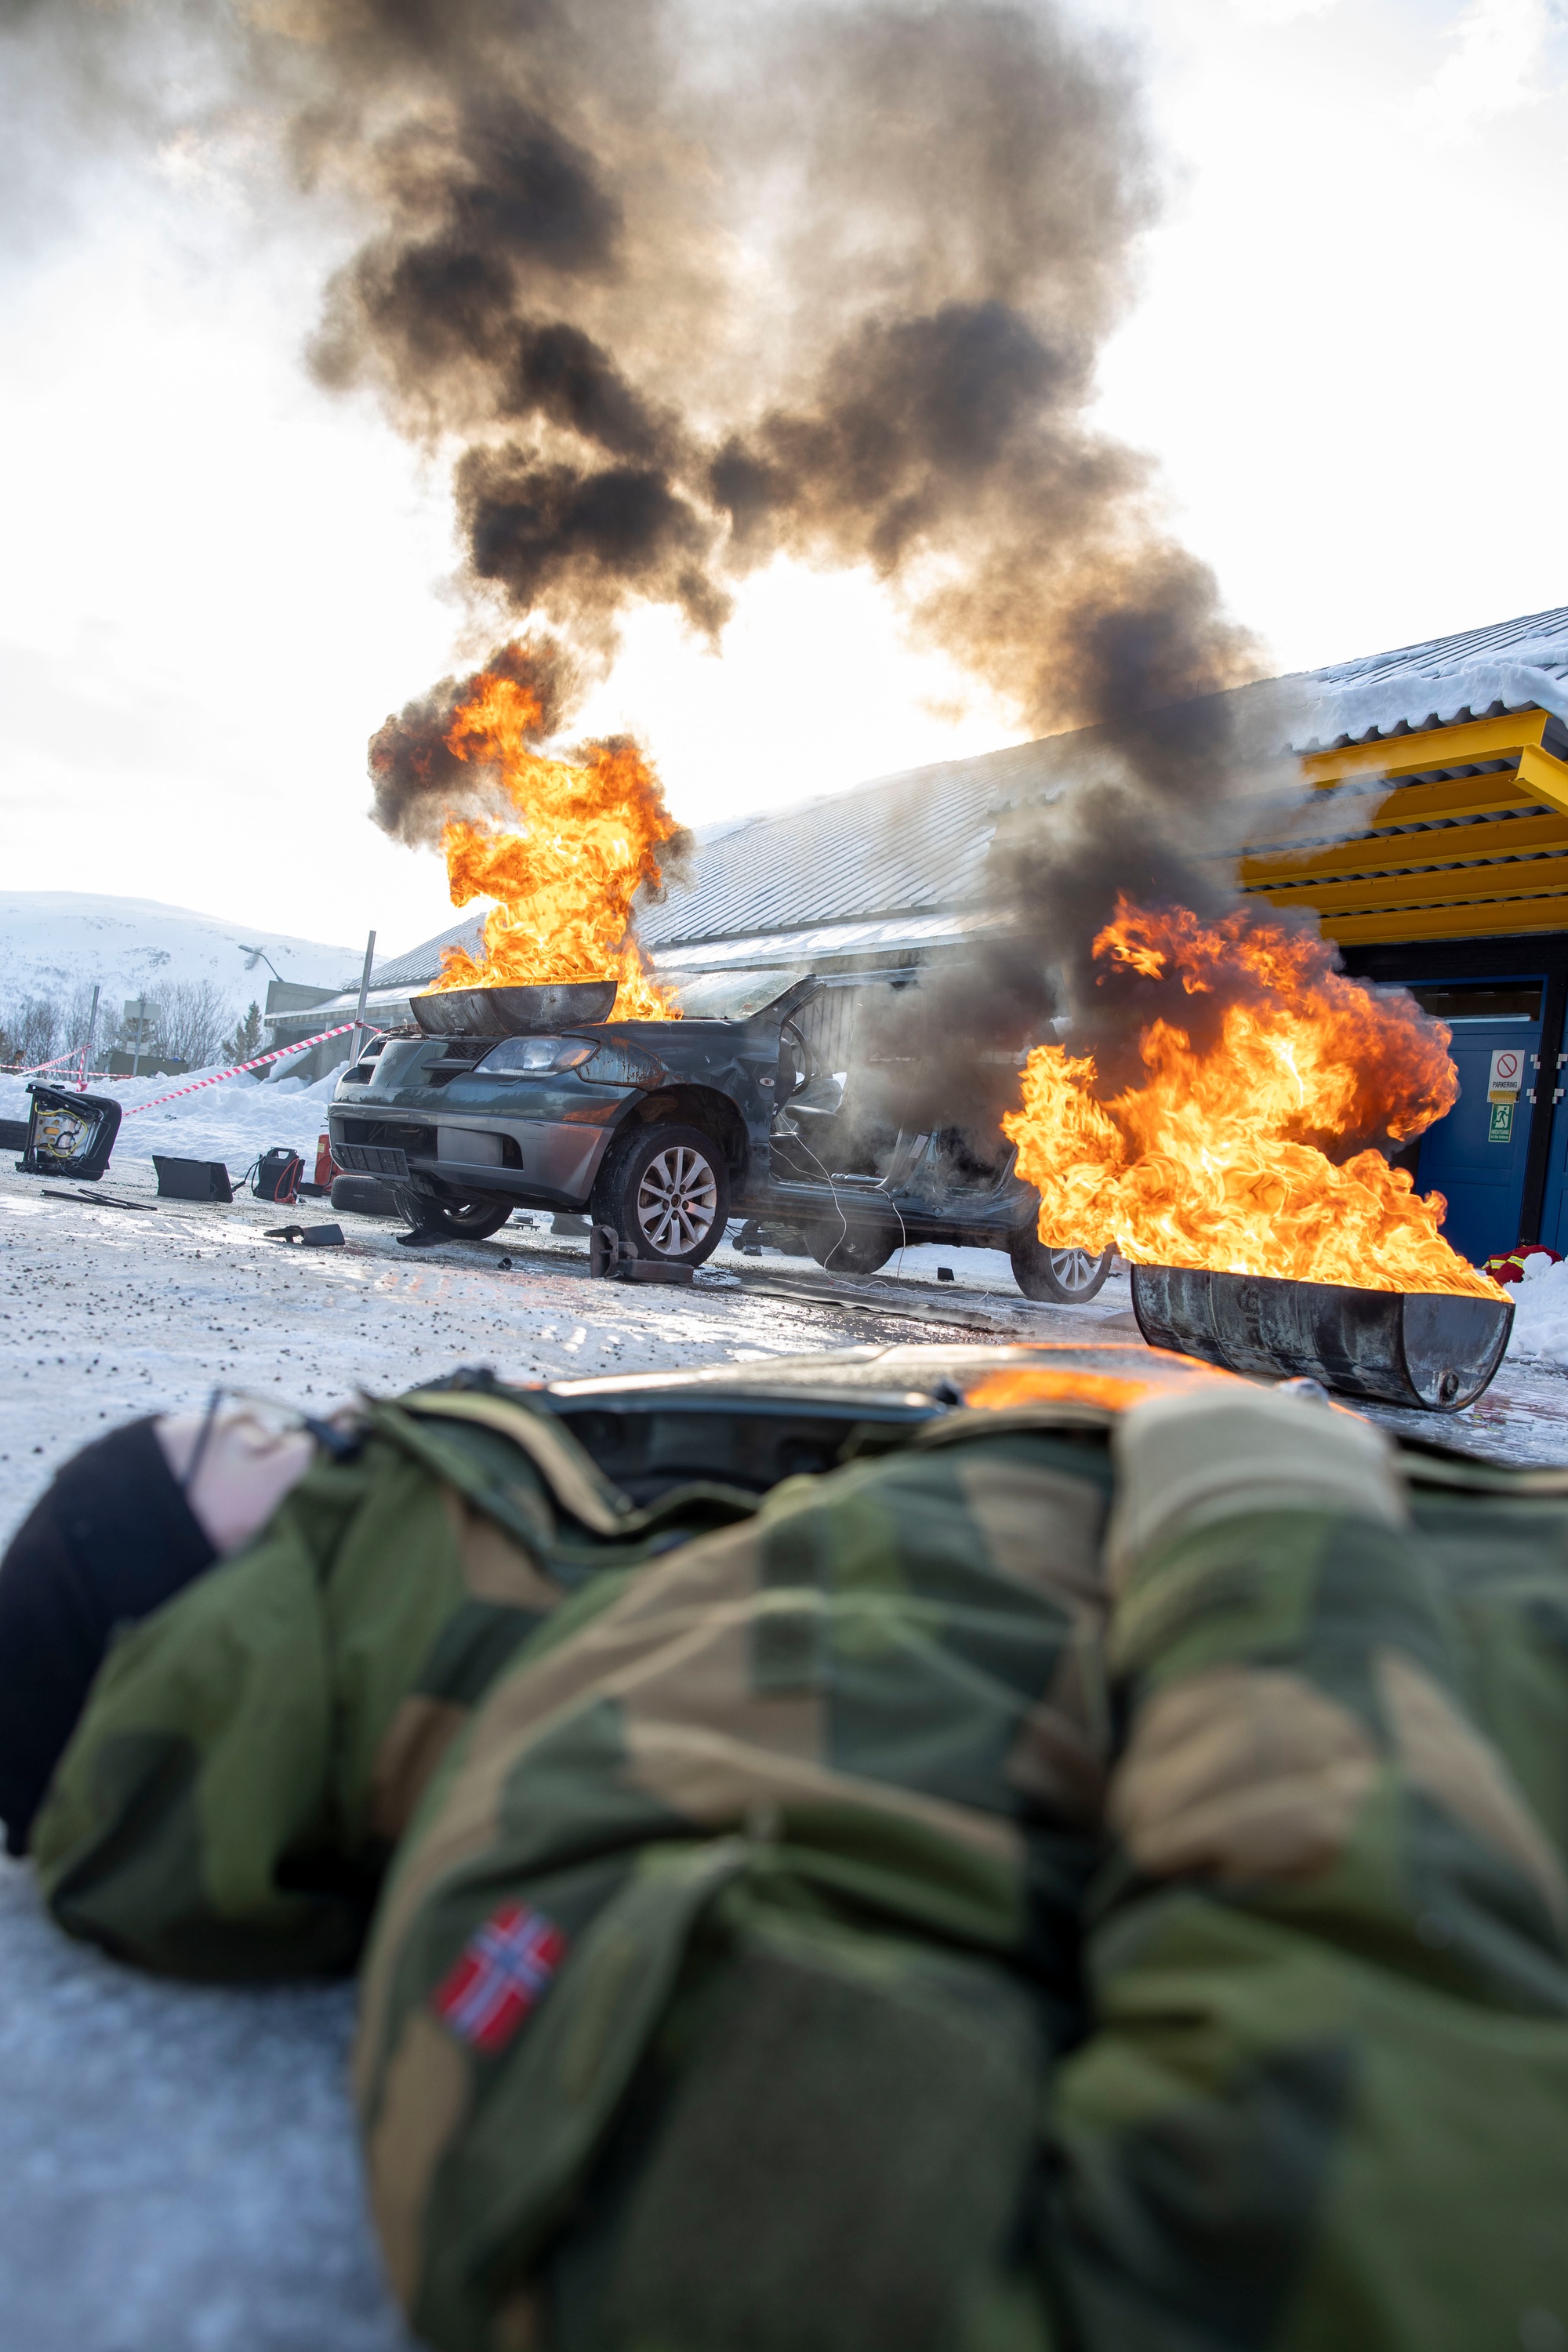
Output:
[394,1187,514,1242]
[1009,1230,1113,1302]
[595,1124,731,1265]
[807,1220,898,1276]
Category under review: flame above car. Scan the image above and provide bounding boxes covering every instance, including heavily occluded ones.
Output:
[426,659,682,1022]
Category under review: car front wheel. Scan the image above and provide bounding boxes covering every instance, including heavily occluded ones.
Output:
[595,1124,731,1265]
[1009,1230,1113,1302]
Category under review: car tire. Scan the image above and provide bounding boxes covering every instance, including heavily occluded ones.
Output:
[394,1186,514,1243]
[806,1220,898,1276]
[593,1123,731,1265]
[1009,1230,1114,1302]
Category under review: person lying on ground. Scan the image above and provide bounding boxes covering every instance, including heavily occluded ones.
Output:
[10,1374,1568,2350]
[0,1377,757,1960]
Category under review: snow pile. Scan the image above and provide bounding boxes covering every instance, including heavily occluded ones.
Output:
[1504,1252,1568,1365]
[0,1061,347,1179]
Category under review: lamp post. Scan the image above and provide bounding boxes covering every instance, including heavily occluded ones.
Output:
[240,946,285,987]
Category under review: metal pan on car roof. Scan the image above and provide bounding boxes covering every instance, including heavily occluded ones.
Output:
[410,981,617,1037]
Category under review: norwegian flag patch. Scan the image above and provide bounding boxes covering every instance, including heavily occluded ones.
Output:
[430,1901,568,2056]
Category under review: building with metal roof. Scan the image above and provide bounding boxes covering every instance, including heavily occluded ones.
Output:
[274,600,1568,1012]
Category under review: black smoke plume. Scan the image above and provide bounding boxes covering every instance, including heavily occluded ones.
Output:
[13,0,1325,1105]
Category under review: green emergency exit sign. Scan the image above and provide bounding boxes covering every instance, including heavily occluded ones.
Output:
[1489,1101,1515,1145]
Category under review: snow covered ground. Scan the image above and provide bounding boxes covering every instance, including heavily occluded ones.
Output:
[1497,1252,1568,1365]
[0,1160,1021,1540]
[0,1861,410,2352]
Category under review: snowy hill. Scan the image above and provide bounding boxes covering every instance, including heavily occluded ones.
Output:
[0,892,356,1019]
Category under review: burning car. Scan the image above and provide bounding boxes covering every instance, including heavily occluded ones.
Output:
[328,967,1113,1301]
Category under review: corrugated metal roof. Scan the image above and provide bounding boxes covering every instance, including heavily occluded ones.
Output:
[362,913,485,991]
[652,909,995,971]
[639,736,1073,953]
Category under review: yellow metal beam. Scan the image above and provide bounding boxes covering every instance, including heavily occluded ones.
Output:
[1323,895,1568,947]
[1242,810,1568,891]
[1517,739,1568,819]
[1360,771,1535,826]
[1301,710,1551,789]
[1258,855,1568,918]
[1229,771,1532,873]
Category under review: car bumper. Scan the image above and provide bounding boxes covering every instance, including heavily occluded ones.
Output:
[328,1107,621,1209]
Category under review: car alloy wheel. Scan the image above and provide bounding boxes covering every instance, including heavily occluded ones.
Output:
[635,1142,720,1256]
[1008,1225,1113,1302]
[1047,1247,1105,1297]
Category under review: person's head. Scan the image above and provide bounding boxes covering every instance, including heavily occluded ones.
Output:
[0,1410,313,1855]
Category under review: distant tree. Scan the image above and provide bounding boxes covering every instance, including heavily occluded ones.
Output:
[222,1000,264,1065]
[158,979,230,1070]
[0,991,64,1069]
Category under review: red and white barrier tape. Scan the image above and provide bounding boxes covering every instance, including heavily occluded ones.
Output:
[5,1048,82,1080]
[119,1022,383,1117]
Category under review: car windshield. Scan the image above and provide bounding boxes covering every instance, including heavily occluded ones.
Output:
[665,968,810,1020]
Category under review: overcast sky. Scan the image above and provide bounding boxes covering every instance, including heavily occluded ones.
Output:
[2,0,1565,960]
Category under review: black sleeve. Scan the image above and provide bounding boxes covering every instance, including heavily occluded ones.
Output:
[0,1417,216,1855]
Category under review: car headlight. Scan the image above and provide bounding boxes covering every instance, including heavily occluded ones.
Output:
[574,1040,666,1089]
[474,1034,596,1076]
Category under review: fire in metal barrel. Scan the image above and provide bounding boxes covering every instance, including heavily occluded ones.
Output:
[1130,1262,1515,1412]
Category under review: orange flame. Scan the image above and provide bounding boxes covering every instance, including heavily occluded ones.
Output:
[429,664,680,1019]
[1002,898,1499,1298]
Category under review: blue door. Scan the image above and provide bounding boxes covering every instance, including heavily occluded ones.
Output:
[1414,1016,1539,1266]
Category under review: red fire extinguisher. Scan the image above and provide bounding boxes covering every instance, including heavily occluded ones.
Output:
[314,1131,336,1189]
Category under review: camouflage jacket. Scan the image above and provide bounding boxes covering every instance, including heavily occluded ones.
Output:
[31,1382,757,1976]
[31,1372,1568,2350]
[354,1394,1568,2352]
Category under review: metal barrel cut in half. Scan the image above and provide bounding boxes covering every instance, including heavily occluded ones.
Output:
[410,981,618,1037]
[1129,1263,1514,1411]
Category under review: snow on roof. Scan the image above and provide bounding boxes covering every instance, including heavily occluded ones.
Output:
[1286,602,1568,750]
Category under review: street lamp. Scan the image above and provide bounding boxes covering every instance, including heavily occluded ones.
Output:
[239,946,285,986]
